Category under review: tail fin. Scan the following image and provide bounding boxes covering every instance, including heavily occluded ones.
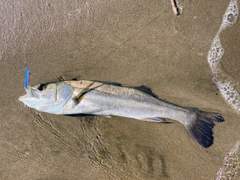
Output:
[184,108,224,148]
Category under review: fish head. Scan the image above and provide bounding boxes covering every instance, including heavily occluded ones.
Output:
[18,82,73,114]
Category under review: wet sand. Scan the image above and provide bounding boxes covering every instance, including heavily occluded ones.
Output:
[1,0,240,179]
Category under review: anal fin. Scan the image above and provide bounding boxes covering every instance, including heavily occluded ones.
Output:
[143,117,166,123]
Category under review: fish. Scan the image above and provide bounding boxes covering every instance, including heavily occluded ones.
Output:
[18,80,224,148]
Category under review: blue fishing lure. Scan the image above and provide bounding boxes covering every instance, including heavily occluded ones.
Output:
[24,65,29,87]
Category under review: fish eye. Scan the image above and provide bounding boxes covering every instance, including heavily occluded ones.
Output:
[38,83,47,91]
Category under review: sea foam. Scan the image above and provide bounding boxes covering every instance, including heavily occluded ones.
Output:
[211,0,240,179]
[207,0,239,112]
[216,141,240,180]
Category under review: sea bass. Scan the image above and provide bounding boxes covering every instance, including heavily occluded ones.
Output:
[18,80,224,148]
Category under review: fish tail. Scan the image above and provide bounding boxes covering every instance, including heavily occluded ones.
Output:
[184,108,224,148]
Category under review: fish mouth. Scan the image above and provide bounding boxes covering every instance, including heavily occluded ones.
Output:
[18,86,35,102]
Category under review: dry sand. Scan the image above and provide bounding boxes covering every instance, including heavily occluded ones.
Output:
[1,0,240,179]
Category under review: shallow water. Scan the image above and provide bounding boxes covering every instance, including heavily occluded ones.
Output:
[208,0,240,113]
[209,0,240,179]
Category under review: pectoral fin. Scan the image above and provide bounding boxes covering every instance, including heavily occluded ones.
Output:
[73,82,95,104]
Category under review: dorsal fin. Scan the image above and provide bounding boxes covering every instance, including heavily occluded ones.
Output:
[134,85,158,98]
